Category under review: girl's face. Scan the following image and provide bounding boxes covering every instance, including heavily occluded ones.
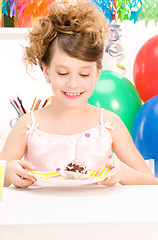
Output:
[43,46,101,109]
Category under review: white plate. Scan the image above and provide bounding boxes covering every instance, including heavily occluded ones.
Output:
[34,177,107,187]
[29,168,115,187]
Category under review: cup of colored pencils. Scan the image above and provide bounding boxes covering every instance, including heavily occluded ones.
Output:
[9,95,55,127]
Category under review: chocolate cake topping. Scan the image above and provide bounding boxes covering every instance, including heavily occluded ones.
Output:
[65,162,87,174]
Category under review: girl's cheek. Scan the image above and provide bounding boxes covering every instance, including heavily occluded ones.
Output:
[50,78,61,91]
[88,81,96,95]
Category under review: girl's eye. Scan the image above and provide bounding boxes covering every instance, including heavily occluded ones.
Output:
[58,72,68,76]
[80,74,89,77]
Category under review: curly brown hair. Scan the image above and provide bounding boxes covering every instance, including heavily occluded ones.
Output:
[24,0,108,71]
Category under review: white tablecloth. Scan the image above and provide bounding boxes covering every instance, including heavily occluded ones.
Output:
[1,185,158,240]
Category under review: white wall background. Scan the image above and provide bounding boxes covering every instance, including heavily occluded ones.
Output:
[0,20,158,150]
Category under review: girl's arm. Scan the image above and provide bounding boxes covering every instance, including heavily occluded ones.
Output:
[0,113,36,187]
[0,115,28,160]
[107,112,157,185]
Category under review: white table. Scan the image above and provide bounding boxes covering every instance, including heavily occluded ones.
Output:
[1,185,158,240]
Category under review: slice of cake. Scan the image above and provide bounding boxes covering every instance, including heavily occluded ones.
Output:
[62,160,89,180]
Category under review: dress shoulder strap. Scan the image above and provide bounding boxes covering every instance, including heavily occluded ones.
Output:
[30,110,36,126]
[100,108,105,125]
[26,111,39,135]
[99,108,114,130]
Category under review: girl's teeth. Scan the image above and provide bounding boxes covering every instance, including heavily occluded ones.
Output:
[65,92,80,96]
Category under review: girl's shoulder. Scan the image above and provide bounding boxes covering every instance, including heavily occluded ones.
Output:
[103,109,119,119]
[13,107,50,136]
[31,104,53,123]
[103,109,123,128]
[13,107,47,132]
[87,105,121,125]
[103,109,130,140]
[14,111,33,129]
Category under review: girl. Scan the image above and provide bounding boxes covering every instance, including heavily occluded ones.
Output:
[0,0,157,188]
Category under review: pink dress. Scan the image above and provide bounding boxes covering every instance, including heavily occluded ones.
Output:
[24,108,114,171]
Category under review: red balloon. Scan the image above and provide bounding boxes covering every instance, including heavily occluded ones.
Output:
[133,35,158,102]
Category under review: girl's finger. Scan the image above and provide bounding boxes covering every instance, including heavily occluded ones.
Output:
[13,174,36,188]
[97,174,118,186]
[14,179,35,188]
[18,159,36,170]
[15,164,37,183]
[18,169,37,183]
[105,157,115,169]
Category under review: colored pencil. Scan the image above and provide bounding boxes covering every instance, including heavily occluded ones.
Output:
[33,99,38,110]
[35,98,41,110]
[9,99,21,116]
[30,97,37,110]
[42,99,48,108]
[13,99,23,115]
[17,95,26,114]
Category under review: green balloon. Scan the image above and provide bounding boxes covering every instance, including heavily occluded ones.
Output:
[88,70,142,134]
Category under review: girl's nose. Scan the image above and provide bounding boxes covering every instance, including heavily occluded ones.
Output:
[66,75,79,88]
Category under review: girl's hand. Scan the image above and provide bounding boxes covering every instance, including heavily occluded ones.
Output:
[5,160,37,188]
[98,157,121,187]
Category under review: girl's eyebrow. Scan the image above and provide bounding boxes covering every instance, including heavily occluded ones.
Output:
[55,65,68,68]
[55,65,93,69]
[80,66,93,69]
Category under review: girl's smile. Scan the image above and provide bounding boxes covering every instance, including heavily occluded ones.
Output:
[62,91,84,98]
